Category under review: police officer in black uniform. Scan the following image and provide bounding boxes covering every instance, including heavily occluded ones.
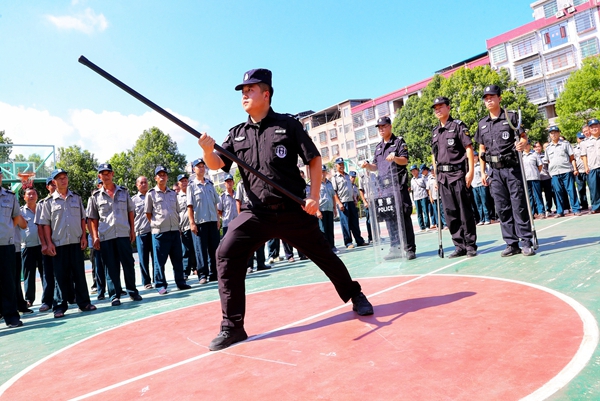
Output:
[361,116,416,260]
[431,97,477,258]
[199,68,374,351]
[475,85,535,257]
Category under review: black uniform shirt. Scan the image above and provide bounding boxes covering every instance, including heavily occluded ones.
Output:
[220,108,319,208]
[474,110,523,157]
[372,134,409,189]
[432,116,472,185]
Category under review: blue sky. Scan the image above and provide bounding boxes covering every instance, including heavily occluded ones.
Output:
[0,0,533,163]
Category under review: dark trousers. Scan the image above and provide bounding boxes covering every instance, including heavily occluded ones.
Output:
[472,186,490,222]
[414,198,430,230]
[136,233,154,286]
[100,237,139,301]
[526,180,545,215]
[0,245,20,325]
[283,241,305,260]
[439,178,477,252]
[267,238,280,258]
[14,251,28,310]
[431,199,446,228]
[318,210,335,249]
[541,178,555,213]
[152,230,186,289]
[551,172,580,215]
[22,245,43,304]
[196,221,220,279]
[247,244,267,269]
[588,168,600,212]
[338,201,364,247]
[41,254,55,306]
[181,229,197,276]
[93,247,106,297]
[364,208,373,242]
[575,172,589,210]
[216,207,362,330]
[53,243,91,312]
[489,167,533,248]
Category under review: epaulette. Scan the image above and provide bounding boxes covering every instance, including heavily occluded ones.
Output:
[92,188,101,195]
[148,188,156,192]
[5,189,14,194]
[71,191,80,197]
[229,122,245,132]
[120,185,129,191]
[205,178,214,185]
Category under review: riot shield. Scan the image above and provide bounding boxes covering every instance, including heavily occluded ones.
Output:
[361,170,407,264]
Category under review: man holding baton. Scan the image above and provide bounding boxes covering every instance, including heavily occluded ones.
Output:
[198,68,374,351]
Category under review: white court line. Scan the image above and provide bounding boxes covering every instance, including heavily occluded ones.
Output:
[1,217,592,401]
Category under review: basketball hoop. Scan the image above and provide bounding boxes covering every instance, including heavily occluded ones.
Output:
[17,172,36,190]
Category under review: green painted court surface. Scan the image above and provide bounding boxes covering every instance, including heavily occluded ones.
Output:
[1,214,599,400]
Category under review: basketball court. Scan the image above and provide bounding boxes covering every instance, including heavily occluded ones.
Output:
[1,209,599,400]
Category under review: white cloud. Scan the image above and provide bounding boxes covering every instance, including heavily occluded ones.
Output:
[46,7,108,34]
[0,101,201,164]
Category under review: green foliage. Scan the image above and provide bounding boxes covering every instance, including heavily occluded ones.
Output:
[0,131,13,163]
[56,145,99,204]
[393,66,544,164]
[556,55,600,141]
[108,150,135,190]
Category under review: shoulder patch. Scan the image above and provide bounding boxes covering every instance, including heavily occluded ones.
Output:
[229,122,245,132]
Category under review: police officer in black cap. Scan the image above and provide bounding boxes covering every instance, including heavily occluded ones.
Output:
[431,96,477,258]
[475,85,535,257]
[199,68,374,351]
[361,116,416,260]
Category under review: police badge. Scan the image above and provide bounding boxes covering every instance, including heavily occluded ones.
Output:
[501,131,510,140]
[275,145,287,158]
[447,138,455,146]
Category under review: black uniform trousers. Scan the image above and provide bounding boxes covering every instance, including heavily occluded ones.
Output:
[181,229,197,276]
[53,243,91,312]
[0,245,20,326]
[488,166,533,248]
[14,251,29,311]
[22,245,43,304]
[100,237,140,301]
[41,254,55,307]
[399,187,416,252]
[216,206,362,330]
[439,177,477,252]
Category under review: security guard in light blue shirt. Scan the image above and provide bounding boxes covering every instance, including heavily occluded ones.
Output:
[131,176,154,288]
[88,163,142,305]
[144,165,191,294]
[178,173,197,278]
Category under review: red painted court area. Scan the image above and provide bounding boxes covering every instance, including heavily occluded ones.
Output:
[2,276,585,400]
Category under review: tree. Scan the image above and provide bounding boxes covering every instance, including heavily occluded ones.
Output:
[108,150,136,190]
[555,55,600,141]
[56,145,99,204]
[0,131,13,163]
[393,65,544,165]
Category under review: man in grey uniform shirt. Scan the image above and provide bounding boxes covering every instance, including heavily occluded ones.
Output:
[0,171,24,328]
[88,163,142,306]
[187,158,221,283]
[178,173,197,279]
[581,119,600,213]
[332,158,366,248]
[145,165,191,294]
[218,173,238,237]
[20,188,43,307]
[131,176,154,289]
[39,169,96,318]
[317,165,336,251]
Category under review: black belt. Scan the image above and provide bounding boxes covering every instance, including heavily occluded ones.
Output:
[489,160,518,169]
[256,202,288,211]
[437,164,462,172]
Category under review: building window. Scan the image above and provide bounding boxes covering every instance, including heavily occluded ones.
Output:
[319,131,327,144]
[541,23,568,50]
[331,144,339,156]
[329,128,337,140]
[304,122,310,131]
[547,75,569,99]
[346,140,354,150]
[514,58,542,81]
[490,43,507,64]
[320,147,329,158]
[543,0,558,19]
[369,143,378,157]
[312,136,317,142]
[367,125,378,138]
[545,49,574,72]
[524,82,547,102]
[511,35,537,59]
[344,124,351,134]
[355,128,367,146]
[352,113,364,128]
[573,0,587,6]
[581,37,599,59]
[376,103,389,118]
[575,10,596,33]
[343,107,350,117]
[357,146,369,161]
[363,107,375,121]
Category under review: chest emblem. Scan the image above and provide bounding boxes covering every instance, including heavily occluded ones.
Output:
[275,145,287,158]
[447,138,455,146]
[234,136,246,141]
[501,131,510,140]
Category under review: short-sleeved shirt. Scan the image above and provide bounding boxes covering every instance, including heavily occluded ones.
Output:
[219,108,319,208]
[581,136,600,170]
[538,153,551,181]
[0,188,20,246]
[573,144,586,173]
[543,140,574,176]
[144,186,180,234]
[472,162,488,188]
[522,150,542,181]
[187,179,219,224]
[319,179,335,212]
[218,191,238,228]
[427,175,439,200]
[14,225,22,252]
[475,110,523,158]
[39,190,85,247]
[178,191,191,231]
[372,134,409,189]
[131,192,151,235]
[332,172,354,203]
[410,175,429,201]
[20,205,40,248]
[87,185,134,241]
[432,117,472,185]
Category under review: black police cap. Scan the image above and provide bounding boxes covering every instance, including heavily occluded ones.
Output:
[431,96,450,108]
[482,85,501,98]
[375,116,392,126]
[235,69,273,91]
